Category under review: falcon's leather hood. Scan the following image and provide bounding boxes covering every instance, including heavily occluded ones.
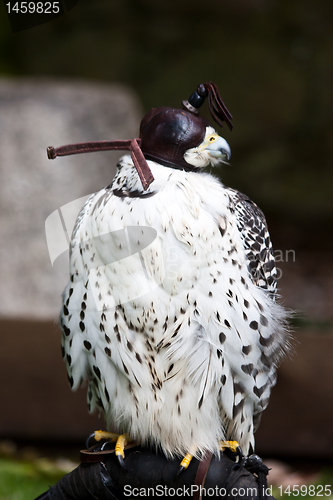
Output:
[139,107,211,171]
[47,82,233,189]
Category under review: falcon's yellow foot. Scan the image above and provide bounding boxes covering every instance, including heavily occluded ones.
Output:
[86,431,131,469]
[177,452,194,476]
[115,433,131,470]
[86,430,119,449]
[219,440,244,460]
[94,430,120,442]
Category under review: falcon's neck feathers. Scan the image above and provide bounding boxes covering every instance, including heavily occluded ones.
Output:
[111,154,220,199]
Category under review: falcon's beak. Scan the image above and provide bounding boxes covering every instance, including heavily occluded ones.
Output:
[205,136,231,162]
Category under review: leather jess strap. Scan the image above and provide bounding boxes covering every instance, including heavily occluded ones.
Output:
[80,441,139,463]
[47,138,154,191]
[193,451,213,500]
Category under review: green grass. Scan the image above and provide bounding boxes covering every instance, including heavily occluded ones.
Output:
[0,457,73,500]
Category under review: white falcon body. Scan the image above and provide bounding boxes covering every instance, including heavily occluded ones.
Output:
[61,127,288,458]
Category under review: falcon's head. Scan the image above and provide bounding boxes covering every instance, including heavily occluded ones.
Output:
[140,106,231,172]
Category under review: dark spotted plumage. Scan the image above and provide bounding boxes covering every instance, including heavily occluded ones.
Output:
[228,189,277,296]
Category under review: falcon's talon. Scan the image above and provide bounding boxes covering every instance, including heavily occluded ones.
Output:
[219,440,244,461]
[86,430,119,449]
[176,465,185,477]
[115,433,130,469]
[85,432,96,449]
[219,440,241,453]
[117,454,128,471]
[177,452,193,475]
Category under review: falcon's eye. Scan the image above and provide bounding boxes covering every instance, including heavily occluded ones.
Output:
[208,135,217,143]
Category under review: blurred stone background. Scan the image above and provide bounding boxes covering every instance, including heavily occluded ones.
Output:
[0,78,142,318]
[0,0,332,459]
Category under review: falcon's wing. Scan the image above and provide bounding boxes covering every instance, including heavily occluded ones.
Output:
[228,189,277,297]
